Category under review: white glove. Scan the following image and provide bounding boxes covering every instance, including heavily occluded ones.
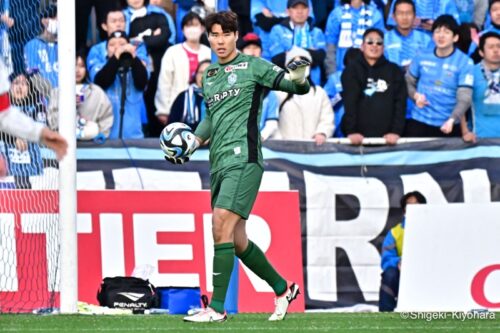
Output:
[286,59,311,84]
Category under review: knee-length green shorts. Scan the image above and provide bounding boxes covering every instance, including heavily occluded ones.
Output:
[210,163,263,220]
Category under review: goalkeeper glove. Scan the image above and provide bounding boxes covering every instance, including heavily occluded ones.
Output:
[285,59,311,84]
[164,137,200,165]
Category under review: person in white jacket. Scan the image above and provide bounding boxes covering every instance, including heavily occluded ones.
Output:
[274,46,334,145]
[0,59,67,177]
[154,11,211,124]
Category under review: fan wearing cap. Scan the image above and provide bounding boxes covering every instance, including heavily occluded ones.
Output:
[238,32,280,141]
[92,31,148,139]
[274,46,334,144]
[268,0,325,86]
[23,4,59,88]
[250,0,315,60]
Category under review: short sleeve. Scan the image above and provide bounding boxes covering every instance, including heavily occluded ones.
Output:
[408,52,421,79]
[458,58,474,88]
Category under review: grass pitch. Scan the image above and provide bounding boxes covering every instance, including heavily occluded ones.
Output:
[1,313,499,333]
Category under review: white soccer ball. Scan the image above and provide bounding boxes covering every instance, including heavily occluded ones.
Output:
[159,122,196,158]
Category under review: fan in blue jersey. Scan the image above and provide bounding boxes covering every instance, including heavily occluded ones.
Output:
[23,5,59,88]
[468,32,500,139]
[250,0,314,60]
[385,0,431,120]
[480,0,500,33]
[386,0,460,33]
[469,1,500,61]
[324,0,385,75]
[405,15,474,138]
[384,0,431,69]
[268,0,326,86]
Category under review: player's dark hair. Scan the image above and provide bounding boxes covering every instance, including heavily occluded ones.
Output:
[432,14,459,35]
[393,0,415,14]
[479,31,500,52]
[362,28,384,41]
[182,11,204,29]
[205,11,239,33]
[400,191,427,210]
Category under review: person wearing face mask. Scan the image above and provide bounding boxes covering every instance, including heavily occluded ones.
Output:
[121,0,176,136]
[273,46,334,145]
[155,11,210,125]
[23,5,59,88]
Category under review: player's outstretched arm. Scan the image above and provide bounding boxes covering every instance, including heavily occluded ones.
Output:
[277,59,311,95]
[0,105,68,160]
[40,127,68,161]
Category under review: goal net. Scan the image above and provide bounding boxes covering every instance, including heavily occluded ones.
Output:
[0,0,63,313]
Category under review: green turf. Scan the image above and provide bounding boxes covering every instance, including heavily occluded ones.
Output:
[0,313,499,333]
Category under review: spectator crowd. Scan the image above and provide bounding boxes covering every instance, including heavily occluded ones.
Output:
[0,0,499,148]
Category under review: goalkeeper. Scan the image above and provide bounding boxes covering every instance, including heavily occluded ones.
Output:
[0,59,67,176]
[164,11,310,323]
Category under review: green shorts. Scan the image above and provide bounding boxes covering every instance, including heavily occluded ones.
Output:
[210,163,263,220]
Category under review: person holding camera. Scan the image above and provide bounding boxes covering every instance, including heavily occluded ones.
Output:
[93,31,148,139]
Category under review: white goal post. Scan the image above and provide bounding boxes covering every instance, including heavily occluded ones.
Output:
[58,0,77,314]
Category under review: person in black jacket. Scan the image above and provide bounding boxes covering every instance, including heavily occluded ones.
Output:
[341,28,407,145]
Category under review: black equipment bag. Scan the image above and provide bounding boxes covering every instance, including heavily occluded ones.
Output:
[97,276,159,310]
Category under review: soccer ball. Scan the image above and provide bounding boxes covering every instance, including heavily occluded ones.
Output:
[160,122,196,158]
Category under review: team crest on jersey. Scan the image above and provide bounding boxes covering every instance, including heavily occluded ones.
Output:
[207,68,219,77]
[228,72,238,86]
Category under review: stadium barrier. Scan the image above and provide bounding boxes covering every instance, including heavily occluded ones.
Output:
[2,138,500,311]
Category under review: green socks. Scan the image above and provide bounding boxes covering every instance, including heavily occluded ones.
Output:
[237,240,287,296]
[209,242,235,313]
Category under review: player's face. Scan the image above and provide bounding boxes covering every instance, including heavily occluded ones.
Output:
[481,37,500,66]
[10,75,29,100]
[393,3,415,31]
[104,12,126,34]
[208,24,238,63]
[127,0,145,10]
[287,4,309,25]
[491,3,500,26]
[361,32,384,62]
[76,56,87,84]
[432,26,458,50]
[242,44,262,57]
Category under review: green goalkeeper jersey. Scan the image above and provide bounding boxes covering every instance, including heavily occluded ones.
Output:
[195,53,285,172]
